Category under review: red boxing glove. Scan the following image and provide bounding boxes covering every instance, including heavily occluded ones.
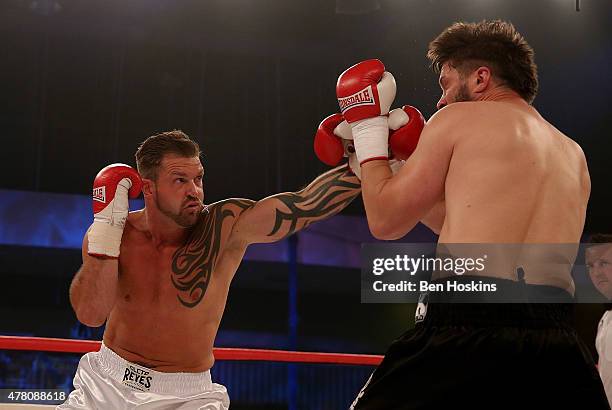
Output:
[336,59,396,123]
[336,59,396,165]
[388,105,425,160]
[88,164,142,258]
[314,113,346,167]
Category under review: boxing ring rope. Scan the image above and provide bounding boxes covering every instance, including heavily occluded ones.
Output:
[1,335,383,408]
[0,335,384,366]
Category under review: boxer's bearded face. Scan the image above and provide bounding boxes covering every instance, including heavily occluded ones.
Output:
[436,63,475,110]
[586,244,612,300]
[152,154,205,228]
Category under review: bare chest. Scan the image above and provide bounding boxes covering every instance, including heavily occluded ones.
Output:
[116,235,229,311]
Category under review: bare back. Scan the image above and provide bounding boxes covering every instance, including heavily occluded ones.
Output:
[439,101,590,291]
[103,203,247,372]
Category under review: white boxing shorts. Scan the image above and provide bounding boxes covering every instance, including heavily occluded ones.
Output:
[596,309,612,408]
[57,343,229,409]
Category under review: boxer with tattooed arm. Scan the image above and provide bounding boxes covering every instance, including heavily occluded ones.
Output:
[60,130,361,409]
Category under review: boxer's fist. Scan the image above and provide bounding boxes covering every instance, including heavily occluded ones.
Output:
[330,121,367,180]
[314,113,346,167]
[88,164,142,258]
[388,105,425,160]
[337,59,396,165]
[313,114,365,180]
[336,59,396,123]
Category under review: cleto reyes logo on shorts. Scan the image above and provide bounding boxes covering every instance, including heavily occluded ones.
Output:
[92,186,106,203]
[338,85,375,113]
[122,365,153,392]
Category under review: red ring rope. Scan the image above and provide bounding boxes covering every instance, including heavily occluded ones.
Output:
[0,336,383,366]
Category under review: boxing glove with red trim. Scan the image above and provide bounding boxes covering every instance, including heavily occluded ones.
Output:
[313,113,365,179]
[314,113,346,167]
[388,105,426,160]
[336,59,396,165]
[88,164,142,258]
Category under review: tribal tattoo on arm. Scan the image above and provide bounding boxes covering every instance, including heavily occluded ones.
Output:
[170,165,360,308]
[267,165,361,239]
[170,199,253,308]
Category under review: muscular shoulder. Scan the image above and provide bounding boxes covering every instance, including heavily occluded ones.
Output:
[427,103,470,127]
[125,210,147,231]
[546,122,588,164]
[561,132,586,159]
[178,198,255,254]
[428,101,537,138]
[121,211,150,246]
[561,135,590,195]
[204,198,255,219]
[199,198,255,237]
[425,102,485,136]
[196,198,254,250]
[418,103,478,148]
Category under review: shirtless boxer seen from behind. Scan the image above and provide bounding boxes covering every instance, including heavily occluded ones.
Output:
[60,130,361,409]
[342,21,610,409]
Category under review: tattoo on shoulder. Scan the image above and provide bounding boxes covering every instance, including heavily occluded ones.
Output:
[170,199,253,308]
[270,167,360,238]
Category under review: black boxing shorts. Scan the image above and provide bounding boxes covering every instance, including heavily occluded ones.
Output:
[350,276,610,410]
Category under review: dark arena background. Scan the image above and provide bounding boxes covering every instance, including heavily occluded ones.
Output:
[1,0,611,409]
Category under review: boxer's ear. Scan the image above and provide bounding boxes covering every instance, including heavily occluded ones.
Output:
[141,178,154,197]
[473,66,491,93]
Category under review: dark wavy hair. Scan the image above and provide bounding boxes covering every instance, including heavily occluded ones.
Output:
[427,20,539,104]
[135,130,200,180]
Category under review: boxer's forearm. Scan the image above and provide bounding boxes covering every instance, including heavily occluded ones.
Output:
[299,164,362,214]
[69,257,119,327]
[361,160,421,239]
[269,164,361,239]
[231,165,361,244]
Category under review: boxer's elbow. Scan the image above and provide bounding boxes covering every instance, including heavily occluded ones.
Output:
[368,217,410,240]
[70,291,108,327]
[74,306,108,328]
[69,264,116,327]
[366,199,415,240]
[370,228,397,241]
[78,314,107,328]
[363,186,411,239]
